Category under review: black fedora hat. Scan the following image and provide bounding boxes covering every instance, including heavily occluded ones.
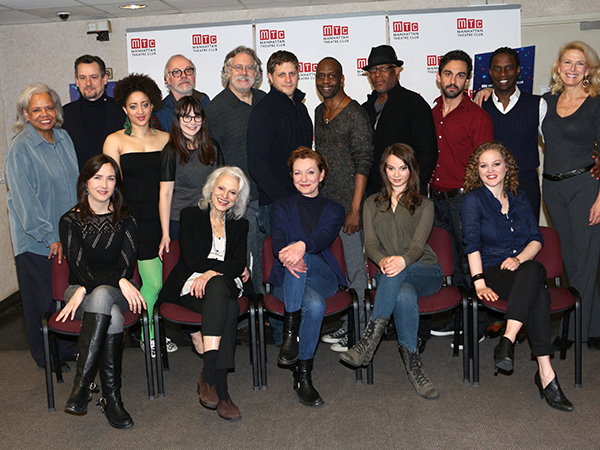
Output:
[362,45,404,71]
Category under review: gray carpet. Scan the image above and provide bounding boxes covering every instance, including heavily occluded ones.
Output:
[1,305,599,450]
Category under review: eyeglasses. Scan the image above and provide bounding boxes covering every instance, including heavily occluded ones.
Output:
[180,114,203,123]
[232,64,256,73]
[168,67,195,78]
[367,65,396,74]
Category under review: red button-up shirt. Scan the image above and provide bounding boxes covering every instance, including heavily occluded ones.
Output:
[430,94,494,192]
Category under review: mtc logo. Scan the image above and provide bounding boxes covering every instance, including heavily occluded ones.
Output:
[323,25,348,36]
[192,34,217,45]
[457,18,483,29]
[259,29,285,40]
[427,55,443,67]
[298,62,318,73]
[392,21,418,32]
[131,38,155,49]
[357,58,367,70]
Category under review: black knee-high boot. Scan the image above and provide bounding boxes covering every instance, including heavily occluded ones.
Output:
[293,359,324,407]
[65,313,111,415]
[278,310,301,365]
[98,332,133,429]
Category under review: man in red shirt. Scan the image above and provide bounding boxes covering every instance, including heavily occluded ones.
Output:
[430,50,494,290]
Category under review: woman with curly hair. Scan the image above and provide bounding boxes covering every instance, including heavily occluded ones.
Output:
[542,41,600,350]
[103,74,177,357]
[158,95,222,259]
[461,141,573,412]
[341,144,442,400]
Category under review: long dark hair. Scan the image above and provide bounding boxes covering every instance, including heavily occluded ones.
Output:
[376,143,422,215]
[75,154,128,224]
[169,96,216,165]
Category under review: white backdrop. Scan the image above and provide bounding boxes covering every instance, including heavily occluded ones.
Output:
[126,22,254,101]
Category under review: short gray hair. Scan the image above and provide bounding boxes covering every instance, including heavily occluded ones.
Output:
[13,83,64,135]
[164,54,196,87]
[199,166,250,220]
[221,46,263,88]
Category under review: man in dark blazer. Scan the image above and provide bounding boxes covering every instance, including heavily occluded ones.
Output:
[362,45,438,196]
[62,55,126,170]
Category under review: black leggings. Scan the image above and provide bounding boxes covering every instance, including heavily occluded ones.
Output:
[484,260,555,357]
[167,276,240,369]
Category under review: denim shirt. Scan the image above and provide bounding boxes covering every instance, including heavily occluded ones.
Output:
[6,123,78,257]
[461,186,542,270]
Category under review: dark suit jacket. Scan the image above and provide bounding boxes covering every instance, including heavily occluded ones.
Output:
[363,83,438,195]
[158,206,249,302]
[62,93,126,170]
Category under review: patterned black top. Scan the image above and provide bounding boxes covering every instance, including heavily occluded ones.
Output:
[59,210,139,290]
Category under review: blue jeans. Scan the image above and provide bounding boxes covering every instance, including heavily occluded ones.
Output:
[373,263,443,352]
[283,253,339,360]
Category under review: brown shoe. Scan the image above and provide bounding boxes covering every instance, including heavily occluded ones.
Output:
[217,398,241,421]
[197,374,218,410]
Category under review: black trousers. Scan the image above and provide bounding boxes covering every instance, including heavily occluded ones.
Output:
[484,260,555,357]
[15,252,76,367]
[167,276,240,369]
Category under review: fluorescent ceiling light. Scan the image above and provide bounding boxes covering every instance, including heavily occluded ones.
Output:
[120,4,147,10]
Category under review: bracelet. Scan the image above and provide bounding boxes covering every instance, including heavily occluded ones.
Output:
[471,273,485,283]
[515,257,522,265]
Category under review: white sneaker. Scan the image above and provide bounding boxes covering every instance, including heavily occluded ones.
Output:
[165,337,178,353]
[141,337,178,358]
[141,339,156,358]
[450,335,485,351]
[322,327,347,344]
[330,336,349,352]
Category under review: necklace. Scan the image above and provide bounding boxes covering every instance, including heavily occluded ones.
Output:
[325,95,347,124]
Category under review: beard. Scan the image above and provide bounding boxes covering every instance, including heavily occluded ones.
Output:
[442,84,463,99]
[232,75,254,94]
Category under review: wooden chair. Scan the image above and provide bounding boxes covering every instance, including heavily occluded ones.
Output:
[256,235,361,389]
[364,226,470,384]
[471,226,582,387]
[153,240,260,396]
[42,258,154,412]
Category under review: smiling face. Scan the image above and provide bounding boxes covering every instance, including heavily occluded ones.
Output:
[211,173,239,213]
[490,53,520,95]
[227,52,257,95]
[292,157,325,198]
[437,60,469,99]
[367,64,400,95]
[267,62,298,99]
[24,92,57,136]
[478,149,507,190]
[86,163,116,212]
[123,91,152,127]
[315,59,344,99]
[179,106,203,140]
[558,49,589,88]
[76,62,108,101]
[385,154,410,193]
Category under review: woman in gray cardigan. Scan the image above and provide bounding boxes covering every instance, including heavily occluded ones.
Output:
[341,144,443,400]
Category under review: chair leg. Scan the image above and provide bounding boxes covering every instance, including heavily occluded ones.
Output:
[350,289,362,384]
[573,293,582,388]
[452,308,460,358]
[472,299,480,387]
[257,296,267,390]
[42,313,55,412]
[365,292,374,385]
[153,308,164,398]
[560,310,570,360]
[141,310,155,399]
[462,295,470,383]
[159,317,169,372]
[248,298,260,391]
[48,328,63,383]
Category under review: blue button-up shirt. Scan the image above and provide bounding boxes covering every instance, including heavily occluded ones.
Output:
[6,122,78,257]
[461,186,542,270]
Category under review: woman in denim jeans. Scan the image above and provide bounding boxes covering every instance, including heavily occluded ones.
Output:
[269,147,346,407]
[341,144,443,400]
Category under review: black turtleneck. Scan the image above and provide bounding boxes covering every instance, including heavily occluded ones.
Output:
[296,191,326,237]
[80,94,108,155]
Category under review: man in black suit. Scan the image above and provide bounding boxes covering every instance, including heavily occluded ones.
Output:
[62,55,126,170]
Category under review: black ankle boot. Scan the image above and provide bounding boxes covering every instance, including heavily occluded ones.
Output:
[534,371,574,412]
[278,310,301,366]
[65,313,111,415]
[494,336,515,373]
[293,359,323,407]
[98,332,134,429]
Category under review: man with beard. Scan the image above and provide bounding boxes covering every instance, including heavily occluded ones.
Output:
[314,57,372,351]
[155,54,210,132]
[62,55,126,170]
[430,50,494,291]
[206,46,266,307]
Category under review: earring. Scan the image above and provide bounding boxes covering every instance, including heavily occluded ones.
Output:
[124,117,132,136]
[85,187,89,196]
[149,115,155,131]
[583,77,590,88]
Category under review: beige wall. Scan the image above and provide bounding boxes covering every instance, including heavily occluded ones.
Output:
[1,0,599,301]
